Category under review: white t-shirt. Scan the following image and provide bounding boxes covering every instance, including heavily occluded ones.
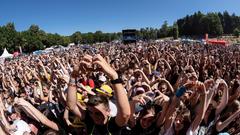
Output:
[186,126,199,135]
[13,119,31,135]
[109,100,117,117]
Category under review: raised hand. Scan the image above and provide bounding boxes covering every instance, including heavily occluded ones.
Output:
[131,91,153,105]
[92,54,118,80]
[194,81,206,95]
[154,92,169,106]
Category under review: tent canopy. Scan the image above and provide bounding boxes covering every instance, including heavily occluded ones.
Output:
[0,48,13,58]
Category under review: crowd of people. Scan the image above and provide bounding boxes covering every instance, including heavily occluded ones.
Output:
[0,41,239,135]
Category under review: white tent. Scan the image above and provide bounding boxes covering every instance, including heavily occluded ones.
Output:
[0,48,13,58]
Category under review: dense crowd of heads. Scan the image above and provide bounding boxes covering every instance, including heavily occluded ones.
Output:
[0,41,240,135]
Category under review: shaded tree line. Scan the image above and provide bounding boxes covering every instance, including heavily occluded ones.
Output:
[177,11,240,36]
[135,11,240,41]
[0,23,121,53]
[0,11,239,53]
[136,21,179,41]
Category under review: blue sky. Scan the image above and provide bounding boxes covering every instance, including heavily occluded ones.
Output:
[0,0,240,35]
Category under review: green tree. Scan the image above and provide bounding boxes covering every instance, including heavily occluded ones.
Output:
[160,21,169,37]
[0,23,18,52]
[82,32,94,44]
[29,25,40,34]
[234,28,240,37]
[176,11,240,36]
[20,24,45,52]
[43,33,65,47]
[200,13,223,36]
[172,22,179,39]
[222,11,232,34]
[110,33,119,41]
[94,31,104,43]
[63,36,71,46]
[70,31,82,45]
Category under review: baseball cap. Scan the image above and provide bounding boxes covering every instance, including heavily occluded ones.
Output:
[95,85,113,97]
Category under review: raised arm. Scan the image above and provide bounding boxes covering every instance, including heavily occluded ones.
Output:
[152,46,160,59]
[55,58,69,76]
[216,108,240,132]
[164,81,196,131]
[8,76,17,94]
[162,59,171,73]
[66,60,85,120]
[142,59,152,76]
[188,81,207,133]
[39,85,49,102]
[63,108,73,126]
[1,74,7,91]
[204,79,216,108]
[215,79,229,116]
[22,70,30,85]
[150,78,174,94]
[155,92,170,127]
[128,52,140,66]
[38,60,50,82]
[93,54,131,127]
[0,97,12,134]
[48,85,54,103]
[163,96,179,131]
[134,69,150,84]
[228,85,240,104]
[166,52,177,65]
[28,68,41,81]
[15,98,59,131]
[129,93,152,128]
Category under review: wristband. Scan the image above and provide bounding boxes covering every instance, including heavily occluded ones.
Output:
[111,78,123,84]
[69,78,76,84]
[175,86,187,98]
[68,78,76,86]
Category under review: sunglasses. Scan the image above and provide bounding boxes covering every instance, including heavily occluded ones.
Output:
[87,109,103,117]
